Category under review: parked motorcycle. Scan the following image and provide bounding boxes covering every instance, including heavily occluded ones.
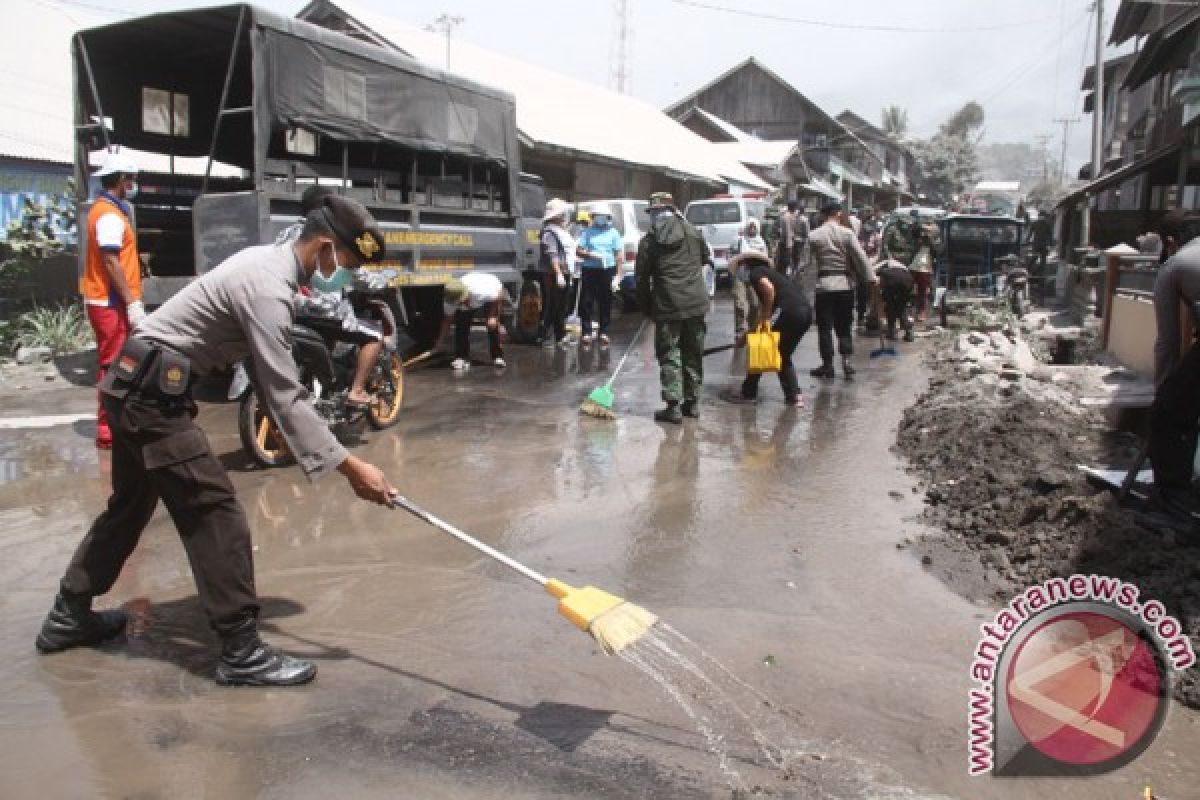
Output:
[997,254,1030,318]
[234,285,405,468]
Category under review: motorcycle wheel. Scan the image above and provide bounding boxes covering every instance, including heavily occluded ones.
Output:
[1011,289,1027,318]
[366,351,405,430]
[511,277,543,343]
[238,388,294,468]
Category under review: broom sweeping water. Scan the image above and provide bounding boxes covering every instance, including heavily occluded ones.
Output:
[390,494,657,654]
[580,317,649,420]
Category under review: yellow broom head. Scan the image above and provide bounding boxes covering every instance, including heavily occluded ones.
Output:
[579,399,616,420]
[544,579,658,654]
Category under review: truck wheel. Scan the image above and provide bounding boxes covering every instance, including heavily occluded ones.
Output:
[238,389,293,468]
[366,351,405,429]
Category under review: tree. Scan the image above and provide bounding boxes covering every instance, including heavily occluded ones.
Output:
[881,106,909,139]
[910,102,986,204]
[912,132,980,205]
[942,101,984,138]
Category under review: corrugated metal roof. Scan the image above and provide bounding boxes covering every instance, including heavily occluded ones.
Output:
[0,1,91,165]
[301,0,770,191]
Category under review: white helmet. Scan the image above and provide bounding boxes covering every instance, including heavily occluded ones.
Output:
[93,150,138,178]
[583,202,614,220]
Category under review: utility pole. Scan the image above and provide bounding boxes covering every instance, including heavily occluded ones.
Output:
[610,0,633,94]
[1054,117,1079,185]
[425,14,464,71]
[1035,133,1053,183]
[1082,0,1104,248]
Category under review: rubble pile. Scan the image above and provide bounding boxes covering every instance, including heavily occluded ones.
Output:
[896,324,1200,708]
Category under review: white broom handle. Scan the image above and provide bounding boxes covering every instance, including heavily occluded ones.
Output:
[605,317,648,389]
[389,494,549,586]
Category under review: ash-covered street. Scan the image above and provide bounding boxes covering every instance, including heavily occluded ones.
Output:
[2,297,1199,799]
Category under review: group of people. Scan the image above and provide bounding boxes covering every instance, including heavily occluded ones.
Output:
[536,199,627,350]
[634,196,939,419]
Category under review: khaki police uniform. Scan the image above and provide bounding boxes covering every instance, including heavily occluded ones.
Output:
[59,242,351,635]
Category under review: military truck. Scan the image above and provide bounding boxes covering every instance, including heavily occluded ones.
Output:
[72,4,543,347]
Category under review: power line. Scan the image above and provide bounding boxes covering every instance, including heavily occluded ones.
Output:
[665,0,1058,33]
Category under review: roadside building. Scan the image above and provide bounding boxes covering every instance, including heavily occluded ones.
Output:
[1058,1,1200,254]
[665,58,894,211]
[834,110,916,211]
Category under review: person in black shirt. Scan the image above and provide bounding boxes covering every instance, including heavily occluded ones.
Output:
[724,252,813,407]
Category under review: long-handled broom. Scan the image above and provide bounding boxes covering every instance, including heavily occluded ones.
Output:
[580,317,649,420]
[390,494,657,654]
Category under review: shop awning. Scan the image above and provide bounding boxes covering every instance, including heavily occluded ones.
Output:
[1123,10,1200,91]
[1057,143,1181,208]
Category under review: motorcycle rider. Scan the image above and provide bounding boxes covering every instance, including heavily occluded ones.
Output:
[280,185,393,407]
[35,195,397,687]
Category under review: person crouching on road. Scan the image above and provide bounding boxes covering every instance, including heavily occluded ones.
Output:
[81,151,146,450]
[876,257,915,342]
[35,194,397,687]
[636,192,710,424]
[808,201,875,379]
[575,203,625,346]
[539,198,573,347]
[437,273,506,370]
[724,252,812,408]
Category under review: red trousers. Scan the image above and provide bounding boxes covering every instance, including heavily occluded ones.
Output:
[86,304,129,445]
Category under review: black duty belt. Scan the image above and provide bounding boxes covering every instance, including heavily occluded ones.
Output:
[100,337,193,404]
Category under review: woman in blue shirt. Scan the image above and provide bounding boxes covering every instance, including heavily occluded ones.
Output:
[574,203,626,345]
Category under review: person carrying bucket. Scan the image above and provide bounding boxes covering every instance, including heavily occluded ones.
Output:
[722,252,812,408]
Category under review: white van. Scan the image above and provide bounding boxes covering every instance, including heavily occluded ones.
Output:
[684,195,768,278]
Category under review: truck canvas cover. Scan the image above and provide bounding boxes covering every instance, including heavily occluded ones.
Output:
[74,4,519,180]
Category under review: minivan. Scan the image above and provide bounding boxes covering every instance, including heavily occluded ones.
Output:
[684,195,768,279]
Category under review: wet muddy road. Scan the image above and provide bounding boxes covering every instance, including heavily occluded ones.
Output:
[1,297,1198,799]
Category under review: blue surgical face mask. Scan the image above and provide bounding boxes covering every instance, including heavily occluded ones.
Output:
[593,216,610,228]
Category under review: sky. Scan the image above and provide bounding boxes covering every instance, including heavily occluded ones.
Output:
[16,0,1112,177]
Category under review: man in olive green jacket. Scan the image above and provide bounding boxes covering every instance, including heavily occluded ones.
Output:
[635,192,710,424]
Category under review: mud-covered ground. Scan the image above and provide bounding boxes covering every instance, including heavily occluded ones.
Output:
[895,332,1200,708]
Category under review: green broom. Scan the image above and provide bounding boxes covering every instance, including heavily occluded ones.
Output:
[580,318,648,420]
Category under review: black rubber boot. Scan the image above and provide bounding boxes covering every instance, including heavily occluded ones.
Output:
[842,358,857,377]
[36,592,127,654]
[681,401,699,419]
[810,363,835,379]
[654,404,683,425]
[215,620,316,687]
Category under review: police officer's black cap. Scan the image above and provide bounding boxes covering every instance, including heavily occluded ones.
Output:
[318,195,386,263]
[821,201,843,215]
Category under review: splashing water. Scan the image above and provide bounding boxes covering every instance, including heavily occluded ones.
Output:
[619,622,815,794]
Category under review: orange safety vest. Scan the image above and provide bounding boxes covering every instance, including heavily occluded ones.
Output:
[81,195,141,306]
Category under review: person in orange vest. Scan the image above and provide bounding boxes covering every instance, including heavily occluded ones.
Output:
[81,152,145,449]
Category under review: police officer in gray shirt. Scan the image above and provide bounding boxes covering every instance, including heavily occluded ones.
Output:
[1150,213,1200,511]
[36,195,396,687]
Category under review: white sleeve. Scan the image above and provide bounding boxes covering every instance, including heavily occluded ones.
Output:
[94,212,126,250]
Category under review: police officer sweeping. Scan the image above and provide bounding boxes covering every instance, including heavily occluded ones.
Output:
[35,194,397,687]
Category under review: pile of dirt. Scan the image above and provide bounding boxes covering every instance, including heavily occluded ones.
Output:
[896,335,1200,708]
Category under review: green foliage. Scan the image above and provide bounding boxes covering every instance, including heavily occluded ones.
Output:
[942,102,985,138]
[911,102,987,205]
[13,304,93,356]
[0,185,78,299]
[912,132,980,205]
